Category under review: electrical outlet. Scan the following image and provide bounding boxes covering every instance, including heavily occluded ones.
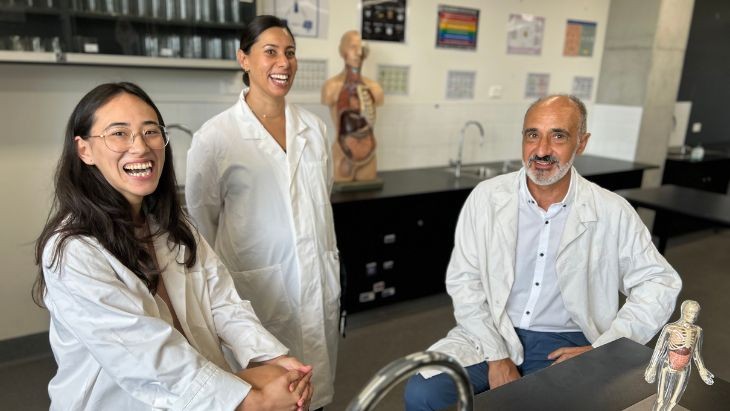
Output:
[488,85,503,98]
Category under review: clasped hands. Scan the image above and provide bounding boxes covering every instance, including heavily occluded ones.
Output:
[237,355,314,411]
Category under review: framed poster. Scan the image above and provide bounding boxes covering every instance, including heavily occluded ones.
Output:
[436,5,479,50]
[525,73,550,98]
[271,0,328,38]
[572,76,594,100]
[361,0,406,42]
[564,20,597,57]
[377,64,410,95]
[507,13,545,55]
[446,70,476,99]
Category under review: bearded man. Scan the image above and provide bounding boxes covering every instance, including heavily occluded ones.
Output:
[403,95,682,411]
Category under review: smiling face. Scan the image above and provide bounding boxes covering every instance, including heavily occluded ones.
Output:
[237,26,297,99]
[75,92,165,214]
[521,96,590,188]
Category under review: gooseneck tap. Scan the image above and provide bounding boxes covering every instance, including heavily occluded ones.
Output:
[165,123,194,138]
[451,120,485,178]
[345,351,474,411]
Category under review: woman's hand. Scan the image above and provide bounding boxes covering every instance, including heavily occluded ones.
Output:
[264,355,313,374]
[236,364,312,411]
[263,355,314,409]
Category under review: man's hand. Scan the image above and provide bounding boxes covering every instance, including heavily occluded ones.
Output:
[547,345,593,364]
[487,358,521,389]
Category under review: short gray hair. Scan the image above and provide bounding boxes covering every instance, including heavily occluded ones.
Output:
[526,94,587,135]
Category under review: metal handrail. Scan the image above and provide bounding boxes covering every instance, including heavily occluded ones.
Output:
[345,351,474,411]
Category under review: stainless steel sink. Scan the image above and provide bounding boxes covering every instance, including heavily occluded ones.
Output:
[445,161,522,180]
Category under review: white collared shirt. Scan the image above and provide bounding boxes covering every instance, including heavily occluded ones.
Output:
[506,171,582,332]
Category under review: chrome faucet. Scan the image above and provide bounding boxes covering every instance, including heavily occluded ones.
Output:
[345,351,474,411]
[451,121,485,178]
[165,123,194,138]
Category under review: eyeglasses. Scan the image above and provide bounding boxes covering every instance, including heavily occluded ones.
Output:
[86,124,169,153]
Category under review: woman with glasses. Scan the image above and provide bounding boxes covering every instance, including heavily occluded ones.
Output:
[34,82,313,410]
[186,15,340,410]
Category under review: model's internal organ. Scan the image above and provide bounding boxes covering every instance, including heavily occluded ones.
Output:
[337,79,376,164]
[667,328,696,371]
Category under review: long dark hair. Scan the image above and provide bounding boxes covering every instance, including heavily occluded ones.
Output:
[239,14,295,85]
[33,82,197,306]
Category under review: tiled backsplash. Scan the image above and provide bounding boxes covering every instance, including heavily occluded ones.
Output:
[163,98,643,179]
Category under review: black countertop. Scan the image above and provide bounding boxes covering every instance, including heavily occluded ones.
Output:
[474,337,729,410]
[331,154,656,204]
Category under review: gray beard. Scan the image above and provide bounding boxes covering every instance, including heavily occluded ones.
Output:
[524,150,577,186]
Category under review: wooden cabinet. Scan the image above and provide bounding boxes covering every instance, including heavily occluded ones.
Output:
[333,190,469,314]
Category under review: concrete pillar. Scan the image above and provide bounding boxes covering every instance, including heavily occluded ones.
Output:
[596,0,694,187]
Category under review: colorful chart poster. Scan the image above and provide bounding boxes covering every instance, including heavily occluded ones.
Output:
[525,73,550,98]
[436,5,479,50]
[361,0,406,43]
[507,13,545,55]
[563,20,597,57]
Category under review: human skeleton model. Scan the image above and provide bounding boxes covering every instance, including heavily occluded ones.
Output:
[644,300,714,411]
[321,30,384,182]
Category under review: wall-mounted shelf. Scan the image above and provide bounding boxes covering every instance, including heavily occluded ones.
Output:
[0,50,58,63]
[0,1,254,70]
[63,52,239,69]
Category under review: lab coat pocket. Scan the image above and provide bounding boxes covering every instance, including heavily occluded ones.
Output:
[230,264,294,326]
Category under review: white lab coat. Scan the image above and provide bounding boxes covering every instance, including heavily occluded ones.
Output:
[185,90,340,408]
[426,169,682,374]
[42,223,288,410]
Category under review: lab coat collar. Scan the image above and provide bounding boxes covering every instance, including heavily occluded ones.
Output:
[490,171,522,293]
[557,168,598,258]
[236,89,310,185]
[285,104,309,187]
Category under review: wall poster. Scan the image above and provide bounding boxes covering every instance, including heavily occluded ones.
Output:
[571,76,594,100]
[446,70,476,99]
[265,0,329,38]
[436,5,479,50]
[507,13,545,55]
[525,73,550,98]
[361,0,406,42]
[563,19,596,56]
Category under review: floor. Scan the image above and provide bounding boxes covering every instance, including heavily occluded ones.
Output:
[1,230,728,411]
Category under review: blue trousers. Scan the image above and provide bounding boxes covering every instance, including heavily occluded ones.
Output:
[403,329,590,411]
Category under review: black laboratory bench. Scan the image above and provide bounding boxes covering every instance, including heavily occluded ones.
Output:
[474,337,730,410]
[657,144,730,242]
[332,155,656,314]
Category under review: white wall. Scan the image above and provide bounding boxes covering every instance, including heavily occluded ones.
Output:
[0,0,615,341]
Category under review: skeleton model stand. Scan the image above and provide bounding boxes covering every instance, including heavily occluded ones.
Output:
[644,300,714,410]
